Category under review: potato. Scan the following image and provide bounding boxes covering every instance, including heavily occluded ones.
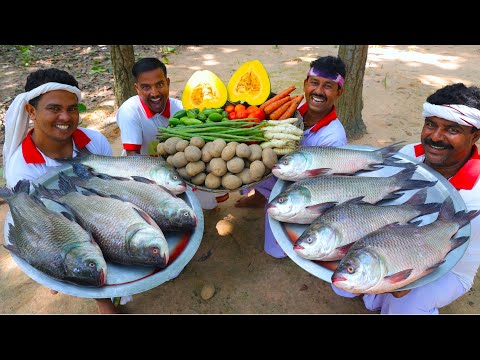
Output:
[209,158,227,177]
[190,172,206,185]
[210,139,227,158]
[201,142,214,162]
[164,137,182,155]
[238,168,253,184]
[249,160,266,181]
[236,143,251,159]
[262,148,278,169]
[186,161,206,177]
[171,151,188,168]
[205,173,221,189]
[176,167,191,180]
[156,142,168,156]
[221,143,237,161]
[184,145,202,162]
[166,155,174,165]
[248,144,263,162]
[221,173,242,190]
[190,136,205,149]
[226,157,245,174]
[175,139,189,152]
[206,161,212,173]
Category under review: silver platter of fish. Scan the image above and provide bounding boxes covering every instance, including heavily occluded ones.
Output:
[3,164,204,299]
[268,144,470,292]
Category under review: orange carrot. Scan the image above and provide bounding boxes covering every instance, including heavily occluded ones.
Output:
[264,96,292,115]
[269,99,294,120]
[259,85,296,110]
[278,94,304,120]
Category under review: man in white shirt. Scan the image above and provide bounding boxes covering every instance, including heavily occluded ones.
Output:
[332,83,480,314]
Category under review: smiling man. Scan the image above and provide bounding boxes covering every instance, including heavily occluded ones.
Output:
[332,83,480,314]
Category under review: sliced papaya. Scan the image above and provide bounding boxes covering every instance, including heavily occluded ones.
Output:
[227,60,271,106]
[182,70,227,111]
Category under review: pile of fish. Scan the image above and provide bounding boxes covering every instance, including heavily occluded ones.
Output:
[1,153,197,287]
[267,144,477,293]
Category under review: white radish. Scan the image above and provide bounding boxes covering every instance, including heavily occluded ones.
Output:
[266,118,298,125]
[264,132,301,141]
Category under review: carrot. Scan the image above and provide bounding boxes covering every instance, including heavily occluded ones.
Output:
[264,96,292,115]
[259,85,296,110]
[279,94,304,120]
[269,99,294,120]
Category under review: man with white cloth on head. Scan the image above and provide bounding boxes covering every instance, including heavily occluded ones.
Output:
[331,83,480,314]
[2,68,121,314]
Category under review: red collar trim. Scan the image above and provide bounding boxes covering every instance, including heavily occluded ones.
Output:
[413,143,480,190]
[22,128,91,164]
[139,97,170,119]
[299,103,338,133]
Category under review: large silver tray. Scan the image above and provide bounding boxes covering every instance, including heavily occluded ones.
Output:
[3,164,204,298]
[268,144,470,292]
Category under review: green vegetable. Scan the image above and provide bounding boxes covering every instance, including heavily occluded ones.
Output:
[173,109,187,119]
[208,113,224,122]
[186,110,197,119]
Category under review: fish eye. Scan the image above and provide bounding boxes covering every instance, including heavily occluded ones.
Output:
[282,159,288,165]
[306,237,313,244]
[347,265,355,274]
[183,211,189,216]
[88,262,96,267]
[152,247,159,254]
[172,175,179,180]
[278,197,284,203]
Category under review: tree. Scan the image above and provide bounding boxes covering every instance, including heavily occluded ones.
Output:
[336,45,369,140]
[110,45,136,110]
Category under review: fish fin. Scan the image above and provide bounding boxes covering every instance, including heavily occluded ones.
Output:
[377,141,406,158]
[131,176,156,184]
[408,219,423,226]
[384,269,413,283]
[376,193,404,204]
[438,197,480,228]
[305,168,332,177]
[133,207,158,227]
[3,243,21,257]
[306,202,337,216]
[335,243,354,257]
[393,167,437,191]
[76,185,109,198]
[96,173,131,181]
[13,179,32,195]
[32,183,64,201]
[60,211,76,222]
[70,162,94,180]
[341,196,368,206]
[425,260,446,271]
[6,223,18,248]
[448,236,470,254]
[56,173,78,194]
[382,158,417,170]
[58,171,85,190]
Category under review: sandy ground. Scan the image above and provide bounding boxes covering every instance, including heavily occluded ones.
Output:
[1,45,480,314]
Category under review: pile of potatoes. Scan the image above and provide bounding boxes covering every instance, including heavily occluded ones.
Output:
[156,136,278,190]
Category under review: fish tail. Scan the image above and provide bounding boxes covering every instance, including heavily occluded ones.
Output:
[448,236,470,254]
[71,162,95,180]
[377,141,406,158]
[438,196,480,228]
[0,186,14,201]
[381,158,418,170]
[54,147,92,164]
[32,183,65,201]
[405,188,442,216]
[5,223,19,250]
[58,171,85,191]
[57,174,79,194]
[394,167,437,191]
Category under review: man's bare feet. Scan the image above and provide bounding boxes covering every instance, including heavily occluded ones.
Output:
[235,190,267,208]
[95,298,119,314]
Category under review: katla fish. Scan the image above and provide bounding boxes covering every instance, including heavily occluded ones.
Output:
[1,180,107,287]
[293,187,441,261]
[59,162,197,232]
[331,197,479,294]
[271,142,409,181]
[267,167,437,224]
[33,181,169,268]
[56,148,186,195]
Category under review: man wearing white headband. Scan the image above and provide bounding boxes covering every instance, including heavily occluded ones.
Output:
[332,83,480,314]
[2,68,117,314]
[235,55,348,259]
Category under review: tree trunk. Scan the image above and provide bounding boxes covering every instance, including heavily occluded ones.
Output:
[110,45,136,110]
[336,45,369,140]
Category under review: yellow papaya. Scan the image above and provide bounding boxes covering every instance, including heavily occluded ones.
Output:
[227,60,271,106]
[181,70,227,111]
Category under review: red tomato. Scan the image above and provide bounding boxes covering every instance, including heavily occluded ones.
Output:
[250,108,265,122]
[228,111,237,120]
[236,110,248,119]
[246,105,259,114]
[234,104,246,113]
[224,104,235,113]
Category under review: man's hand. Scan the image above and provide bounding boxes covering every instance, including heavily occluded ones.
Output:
[391,289,411,298]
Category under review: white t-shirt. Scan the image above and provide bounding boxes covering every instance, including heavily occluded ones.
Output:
[400,143,480,291]
[116,95,183,155]
[5,127,112,189]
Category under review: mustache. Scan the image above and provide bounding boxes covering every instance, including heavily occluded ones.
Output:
[311,94,327,101]
[423,138,453,149]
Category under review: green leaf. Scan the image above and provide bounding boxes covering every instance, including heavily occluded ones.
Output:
[161,56,170,64]
[90,65,107,74]
[78,103,87,113]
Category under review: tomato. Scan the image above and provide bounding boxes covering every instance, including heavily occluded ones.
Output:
[246,105,259,114]
[228,111,237,120]
[250,108,265,122]
[224,104,235,113]
[234,104,246,113]
[235,110,248,119]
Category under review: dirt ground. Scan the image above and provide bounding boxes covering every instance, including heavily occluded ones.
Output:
[1,45,480,314]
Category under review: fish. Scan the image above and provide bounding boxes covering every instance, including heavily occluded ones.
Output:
[0,180,107,287]
[331,197,480,294]
[33,181,170,268]
[267,167,437,224]
[293,187,441,261]
[271,142,410,181]
[59,163,197,232]
[56,148,186,195]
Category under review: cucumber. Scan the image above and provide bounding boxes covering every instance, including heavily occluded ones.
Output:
[208,112,224,122]
[172,109,187,119]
